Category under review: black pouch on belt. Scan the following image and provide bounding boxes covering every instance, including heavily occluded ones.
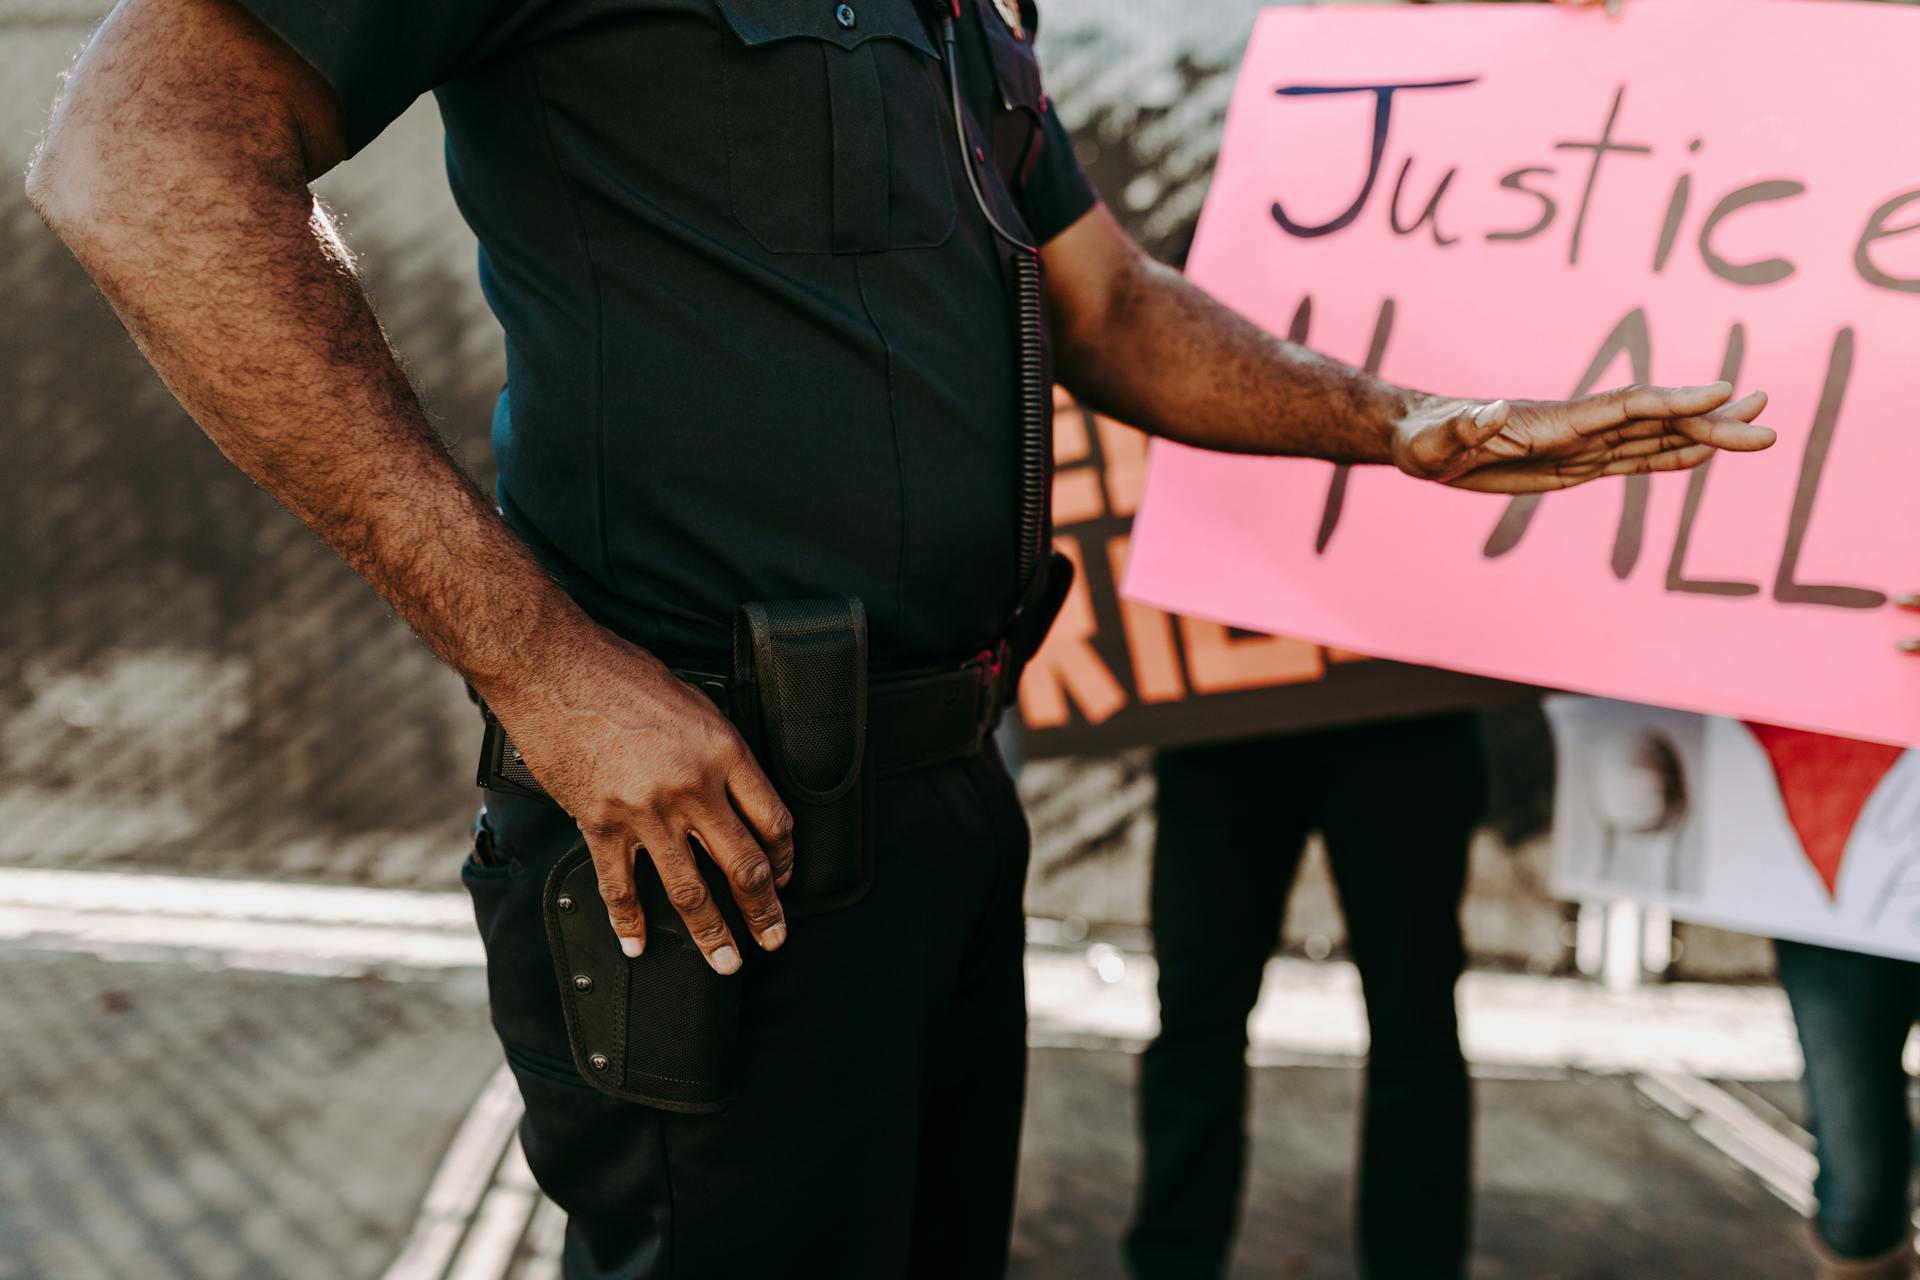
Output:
[540,596,871,1112]
[731,596,873,916]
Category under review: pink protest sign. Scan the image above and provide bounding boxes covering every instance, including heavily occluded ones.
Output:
[1123,0,1920,747]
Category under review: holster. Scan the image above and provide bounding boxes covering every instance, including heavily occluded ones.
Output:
[541,597,871,1111]
[731,597,873,914]
[542,843,741,1113]
[1003,549,1074,694]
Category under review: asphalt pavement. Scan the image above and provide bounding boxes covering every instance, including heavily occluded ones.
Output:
[0,867,1830,1280]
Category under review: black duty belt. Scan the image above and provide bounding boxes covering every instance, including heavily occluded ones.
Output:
[477,638,1013,804]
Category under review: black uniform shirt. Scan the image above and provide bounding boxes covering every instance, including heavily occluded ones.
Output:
[236,0,1097,666]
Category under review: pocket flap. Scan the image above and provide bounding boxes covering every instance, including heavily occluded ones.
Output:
[713,0,938,58]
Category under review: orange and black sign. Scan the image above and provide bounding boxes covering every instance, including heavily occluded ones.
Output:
[1014,389,1537,758]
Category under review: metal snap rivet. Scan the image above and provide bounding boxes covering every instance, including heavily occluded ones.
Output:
[835,3,856,27]
[589,1053,609,1072]
[573,974,594,993]
[557,894,575,913]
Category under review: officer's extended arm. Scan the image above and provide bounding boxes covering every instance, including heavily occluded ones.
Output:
[1041,202,1774,494]
[26,0,791,975]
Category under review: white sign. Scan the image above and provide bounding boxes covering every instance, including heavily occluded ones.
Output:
[1547,697,1920,962]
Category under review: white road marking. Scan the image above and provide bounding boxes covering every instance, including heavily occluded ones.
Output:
[0,866,472,926]
[1023,947,1803,1080]
[445,1142,542,1280]
[0,866,1803,1078]
[381,1066,524,1280]
[1634,1072,1816,1216]
[517,1198,567,1279]
[0,867,480,976]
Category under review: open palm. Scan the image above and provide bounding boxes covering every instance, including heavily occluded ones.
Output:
[1392,382,1774,495]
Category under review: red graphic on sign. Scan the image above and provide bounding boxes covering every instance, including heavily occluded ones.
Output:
[1743,723,1905,898]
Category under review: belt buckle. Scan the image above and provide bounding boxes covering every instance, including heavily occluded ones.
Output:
[964,640,1012,751]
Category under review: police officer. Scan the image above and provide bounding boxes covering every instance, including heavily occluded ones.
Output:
[28,0,1775,1273]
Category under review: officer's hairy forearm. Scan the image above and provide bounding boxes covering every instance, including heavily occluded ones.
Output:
[33,0,796,972]
[24,0,603,711]
[1044,203,1417,465]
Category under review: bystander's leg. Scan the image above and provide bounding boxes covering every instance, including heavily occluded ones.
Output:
[1127,736,1315,1280]
[1775,939,1919,1279]
[1318,713,1482,1280]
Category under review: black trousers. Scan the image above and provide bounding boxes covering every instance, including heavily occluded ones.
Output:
[1125,715,1483,1280]
[463,747,1033,1279]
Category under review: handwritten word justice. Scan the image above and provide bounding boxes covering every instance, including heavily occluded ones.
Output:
[1270,80,1920,295]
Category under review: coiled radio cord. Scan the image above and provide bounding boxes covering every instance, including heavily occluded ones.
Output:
[939,11,1050,598]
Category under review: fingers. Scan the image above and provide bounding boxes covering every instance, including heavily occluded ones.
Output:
[1446,441,1714,493]
[1601,432,1690,461]
[1443,401,1512,470]
[727,755,796,890]
[587,789,789,976]
[637,816,745,975]
[1566,382,1735,434]
[1597,443,1716,477]
[1447,383,1767,492]
[1603,424,1766,461]
[691,791,788,953]
[1667,391,1775,452]
[581,824,647,959]
[1900,594,1920,655]
[1596,391,1770,447]
[1446,462,1587,495]
[1720,389,1768,422]
[1455,399,1511,450]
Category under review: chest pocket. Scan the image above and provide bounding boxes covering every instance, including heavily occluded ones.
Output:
[716,0,956,254]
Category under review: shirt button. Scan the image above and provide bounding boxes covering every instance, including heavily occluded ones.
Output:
[835,3,856,27]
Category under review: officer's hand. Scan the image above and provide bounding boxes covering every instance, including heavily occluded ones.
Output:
[1391,382,1774,495]
[491,627,794,974]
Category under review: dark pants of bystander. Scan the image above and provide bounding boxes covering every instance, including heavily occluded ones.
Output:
[1127,714,1484,1280]
[1775,938,1920,1264]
